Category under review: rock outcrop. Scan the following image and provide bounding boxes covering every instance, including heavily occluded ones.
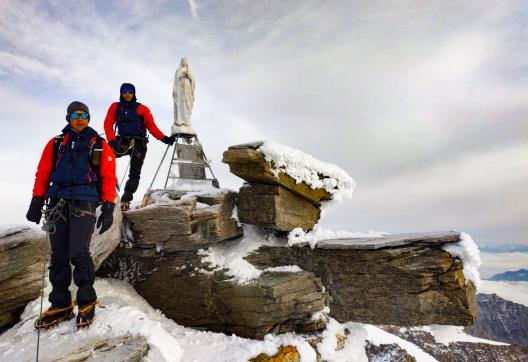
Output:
[100,225,477,339]
[222,142,332,206]
[0,226,45,328]
[246,231,478,326]
[123,189,242,251]
[238,183,320,231]
[98,247,327,339]
[222,142,332,231]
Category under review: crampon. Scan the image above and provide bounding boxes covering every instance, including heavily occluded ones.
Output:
[76,300,99,329]
[34,304,75,330]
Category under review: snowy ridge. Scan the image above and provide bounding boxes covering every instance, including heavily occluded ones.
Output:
[257,141,355,203]
[442,232,481,289]
[0,278,510,362]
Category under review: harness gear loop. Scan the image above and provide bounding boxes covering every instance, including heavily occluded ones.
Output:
[113,138,136,156]
[42,199,66,235]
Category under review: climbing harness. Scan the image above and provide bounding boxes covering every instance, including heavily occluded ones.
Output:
[112,138,136,157]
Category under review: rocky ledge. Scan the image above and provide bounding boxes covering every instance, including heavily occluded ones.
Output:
[99,220,478,339]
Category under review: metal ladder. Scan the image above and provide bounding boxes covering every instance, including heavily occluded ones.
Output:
[148,133,219,190]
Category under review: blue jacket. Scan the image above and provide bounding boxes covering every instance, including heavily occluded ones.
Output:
[46,126,101,202]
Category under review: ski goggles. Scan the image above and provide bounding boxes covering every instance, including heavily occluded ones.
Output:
[121,88,134,94]
[70,112,90,120]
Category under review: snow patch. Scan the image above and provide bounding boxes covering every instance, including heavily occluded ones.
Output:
[442,232,481,289]
[317,318,368,362]
[418,325,508,346]
[288,226,388,249]
[264,265,303,273]
[231,205,242,227]
[311,306,330,321]
[198,226,283,284]
[257,141,355,204]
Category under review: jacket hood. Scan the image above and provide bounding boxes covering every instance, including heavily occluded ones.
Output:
[119,82,137,103]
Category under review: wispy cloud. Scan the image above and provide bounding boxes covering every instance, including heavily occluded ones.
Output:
[0,0,527,245]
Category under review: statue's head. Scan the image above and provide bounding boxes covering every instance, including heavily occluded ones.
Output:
[180,57,189,68]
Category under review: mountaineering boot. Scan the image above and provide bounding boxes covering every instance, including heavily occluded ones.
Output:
[120,201,130,211]
[34,304,75,329]
[76,301,97,329]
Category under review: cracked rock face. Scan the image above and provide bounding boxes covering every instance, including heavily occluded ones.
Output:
[0,227,45,328]
[238,183,321,231]
[245,232,478,326]
[98,248,327,339]
[122,190,243,251]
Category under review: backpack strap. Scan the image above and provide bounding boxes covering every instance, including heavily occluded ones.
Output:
[52,134,66,169]
[89,136,103,167]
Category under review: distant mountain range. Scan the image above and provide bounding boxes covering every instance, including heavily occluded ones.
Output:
[479,245,528,253]
[489,269,528,281]
[466,293,528,347]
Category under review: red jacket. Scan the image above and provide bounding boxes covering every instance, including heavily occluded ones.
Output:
[103,102,164,142]
[32,135,117,203]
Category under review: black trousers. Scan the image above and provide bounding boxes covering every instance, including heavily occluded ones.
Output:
[120,139,147,203]
[48,200,97,307]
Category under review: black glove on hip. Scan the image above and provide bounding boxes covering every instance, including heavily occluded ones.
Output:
[161,135,175,146]
[26,196,45,224]
[97,202,115,234]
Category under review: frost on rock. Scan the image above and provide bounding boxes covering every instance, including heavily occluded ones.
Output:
[264,265,303,273]
[198,225,284,284]
[231,205,242,227]
[257,141,356,204]
[288,226,388,249]
[442,232,481,289]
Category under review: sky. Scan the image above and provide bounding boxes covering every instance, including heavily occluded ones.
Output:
[0,0,527,246]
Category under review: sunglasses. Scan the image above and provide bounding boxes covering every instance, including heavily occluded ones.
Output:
[70,113,90,120]
[121,89,134,94]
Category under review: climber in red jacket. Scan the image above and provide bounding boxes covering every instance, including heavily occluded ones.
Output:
[26,101,117,330]
[104,83,175,210]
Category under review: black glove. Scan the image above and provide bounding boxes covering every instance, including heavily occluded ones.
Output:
[108,140,119,152]
[96,202,115,234]
[161,135,175,146]
[26,196,45,224]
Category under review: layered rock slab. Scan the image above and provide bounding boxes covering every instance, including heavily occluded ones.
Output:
[0,226,45,328]
[98,247,327,339]
[246,231,478,326]
[124,190,242,251]
[238,183,321,231]
[222,142,331,206]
